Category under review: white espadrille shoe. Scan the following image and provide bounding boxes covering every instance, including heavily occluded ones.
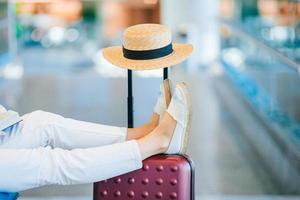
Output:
[153,79,172,119]
[165,82,191,154]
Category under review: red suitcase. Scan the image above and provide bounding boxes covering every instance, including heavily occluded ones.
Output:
[94,154,195,200]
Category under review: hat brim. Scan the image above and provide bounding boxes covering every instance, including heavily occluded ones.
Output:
[102,43,193,70]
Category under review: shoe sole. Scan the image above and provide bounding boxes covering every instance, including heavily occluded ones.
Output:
[176,82,192,154]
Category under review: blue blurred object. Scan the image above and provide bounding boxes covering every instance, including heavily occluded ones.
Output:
[0,192,18,200]
[0,53,9,67]
[222,60,300,144]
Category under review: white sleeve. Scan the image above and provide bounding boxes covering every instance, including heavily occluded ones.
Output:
[0,105,7,113]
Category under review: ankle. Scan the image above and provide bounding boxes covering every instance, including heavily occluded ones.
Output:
[149,113,160,127]
[147,120,157,131]
[159,112,177,136]
[150,126,169,153]
[137,131,169,159]
[157,132,170,153]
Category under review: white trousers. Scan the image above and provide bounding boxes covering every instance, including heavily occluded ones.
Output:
[0,111,142,192]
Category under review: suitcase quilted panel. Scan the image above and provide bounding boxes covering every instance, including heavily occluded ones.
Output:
[94,154,193,200]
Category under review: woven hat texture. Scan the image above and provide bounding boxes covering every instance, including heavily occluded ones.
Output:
[103,24,193,70]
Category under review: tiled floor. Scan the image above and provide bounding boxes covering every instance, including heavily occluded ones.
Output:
[1,47,299,199]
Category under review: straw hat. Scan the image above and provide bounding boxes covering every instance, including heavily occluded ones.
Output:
[102,24,193,70]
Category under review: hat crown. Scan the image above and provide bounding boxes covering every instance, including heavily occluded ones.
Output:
[123,24,172,51]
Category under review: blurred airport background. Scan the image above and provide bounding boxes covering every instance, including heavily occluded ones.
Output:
[0,0,300,199]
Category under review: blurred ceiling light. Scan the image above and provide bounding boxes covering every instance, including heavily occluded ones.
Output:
[222,48,245,70]
[143,0,158,5]
[66,28,79,43]
[269,26,290,42]
[48,26,65,45]
[1,63,24,80]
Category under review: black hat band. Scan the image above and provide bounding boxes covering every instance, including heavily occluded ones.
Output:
[123,43,173,60]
